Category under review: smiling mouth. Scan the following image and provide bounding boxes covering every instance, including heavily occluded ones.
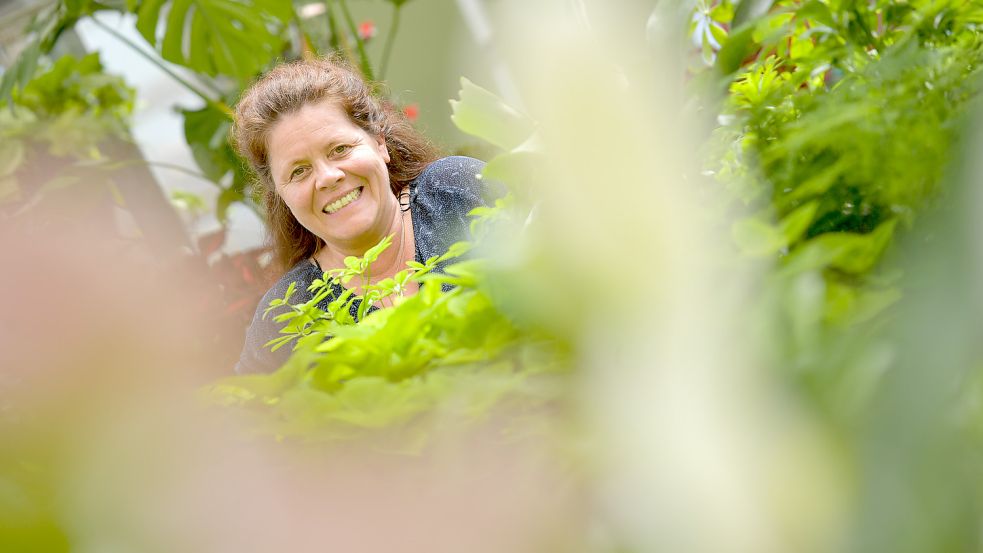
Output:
[323,187,362,214]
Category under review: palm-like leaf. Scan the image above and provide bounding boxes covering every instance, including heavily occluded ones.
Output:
[135,0,292,80]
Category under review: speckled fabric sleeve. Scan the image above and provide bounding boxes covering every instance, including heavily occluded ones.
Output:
[234,156,495,375]
[408,156,494,271]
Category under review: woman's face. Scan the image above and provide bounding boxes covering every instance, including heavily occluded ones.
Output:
[267,99,395,255]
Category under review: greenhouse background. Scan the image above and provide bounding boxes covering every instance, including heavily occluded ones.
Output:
[2,0,983,551]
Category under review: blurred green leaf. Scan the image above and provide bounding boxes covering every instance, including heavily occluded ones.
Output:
[449,78,535,151]
[733,201,818,256]
[732,0,775,27]
[781,219,897,276]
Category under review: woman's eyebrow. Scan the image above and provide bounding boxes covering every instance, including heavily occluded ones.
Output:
[274,157,303,181]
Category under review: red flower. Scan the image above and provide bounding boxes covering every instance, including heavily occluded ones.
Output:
[402,103,419,122]
[358,20,376,41]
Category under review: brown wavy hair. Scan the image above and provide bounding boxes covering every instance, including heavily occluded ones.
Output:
[232,56,440,272]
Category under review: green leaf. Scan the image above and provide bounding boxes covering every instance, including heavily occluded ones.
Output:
[264,334,296,352]
[825,281,901,326]
[203,354,308,405]
[135,0,167,44]
[205,184,238,223]
[733,0,776,27]
[777,157,851,210]
[362,234,393,264]
[710,21,729,46]
[438,241,472,262]
[778,201,819,245]
[0,40,39,103]
[781,219,898,276]
[449,78,535,151]
[711,1,735,22]
[135,0,291,80]
[717,23,756,76]
[733,202,819,257]
[481,150,540,195]
[732,216,784,256]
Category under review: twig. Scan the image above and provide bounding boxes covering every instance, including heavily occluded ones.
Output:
[337,0,375,80]
[379,3,402,80]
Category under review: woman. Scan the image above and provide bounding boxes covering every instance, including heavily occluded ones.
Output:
[232,57,493,374]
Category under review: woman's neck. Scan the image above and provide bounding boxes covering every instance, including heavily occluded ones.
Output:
[314,208,413,279]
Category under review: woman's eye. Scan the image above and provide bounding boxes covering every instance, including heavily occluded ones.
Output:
[289,166,307,180]
[332,144,352,155]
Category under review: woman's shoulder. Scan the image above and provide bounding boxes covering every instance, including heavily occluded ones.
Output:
[411,156,503,212]
[416,156,486,185]
[412,156,486,197]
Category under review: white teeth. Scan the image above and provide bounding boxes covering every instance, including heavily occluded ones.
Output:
[323,187,361,214]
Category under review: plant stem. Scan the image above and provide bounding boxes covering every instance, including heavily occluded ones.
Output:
[378,4,401,80]
[851,7,877,49]
[336,0,375,80]
[144,160,215,182]
[90,158,263,218]
[324,0,341,51]
[294,12,318,59]
[86,158,212,183]
[90,17,233,119]
[326,1,358,67]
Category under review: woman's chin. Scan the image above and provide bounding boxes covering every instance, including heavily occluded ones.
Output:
[316,196,401,254]
[321,222,385,253]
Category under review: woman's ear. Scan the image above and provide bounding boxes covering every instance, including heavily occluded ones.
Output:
[376,134,391,164]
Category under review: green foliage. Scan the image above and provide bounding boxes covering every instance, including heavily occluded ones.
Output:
[0,0,104,103]
[134,0,291,81]
[0,53,135,207]
[690,7,983,549]
[700,0,983,338]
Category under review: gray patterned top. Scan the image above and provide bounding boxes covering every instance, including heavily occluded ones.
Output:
[235,156,492,374]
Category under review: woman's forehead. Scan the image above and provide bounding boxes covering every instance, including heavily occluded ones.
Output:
[268,101,362,157]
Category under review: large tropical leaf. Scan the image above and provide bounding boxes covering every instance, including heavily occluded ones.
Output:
[135,0,292,80]
[181,104,253,221]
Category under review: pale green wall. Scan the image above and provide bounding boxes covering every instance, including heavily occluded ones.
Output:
[338,0,500,155]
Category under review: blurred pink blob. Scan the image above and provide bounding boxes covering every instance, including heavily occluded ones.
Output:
[358,20,377,41]
[403,103,420,122]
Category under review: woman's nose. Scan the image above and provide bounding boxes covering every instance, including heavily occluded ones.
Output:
[314,162,344,189]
